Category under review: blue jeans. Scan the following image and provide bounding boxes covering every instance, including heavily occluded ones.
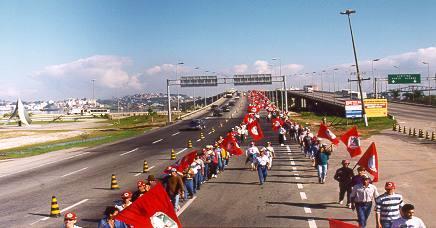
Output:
[257,165,267,184]
[317,164,328,181]
[195,172,202,189]
[185,179,195,197]
[380,220,393,228]
[170,194,180,211]
[356,202,372,228]
[203,164,209,181]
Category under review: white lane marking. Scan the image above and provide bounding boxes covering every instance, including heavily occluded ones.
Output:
[196,139,201,142]
[286,145,291,152]
[291,161,295,165]
[61,167,88,178]
[171,132,180,136]
[134,166,155,176]
[292,167,297,171]
[300,192,307,200]
[304,207,312,213]
[120,148,138,156]
[208,132,212,135]
[308,219,317,228]
[0,152,90,179]
[297,183,303,189]
[177,196,197,216]
[176,148,188,155]
[296,177,301,180]
[34,199,89,224]
[152,139,163,144]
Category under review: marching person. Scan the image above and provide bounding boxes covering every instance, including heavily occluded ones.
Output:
[278,125,287,146]
[352,166,369,187]
[375,182,404,228]
[98,206,127,228]
[350,175,380,228]
[245,142,260,171]
[166,168,184,212]
[147,175,158,188]
[115,191,132,212]
[334,160,354,207]
[255,149,269,185]
[265,142,275,170]
[315,144,331,184]
[63,212,82,228]
[391,204,426,228]
[131,180,150,202]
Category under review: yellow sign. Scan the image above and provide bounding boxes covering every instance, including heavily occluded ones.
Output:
[364,99,388,117]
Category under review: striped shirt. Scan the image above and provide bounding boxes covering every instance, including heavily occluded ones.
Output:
[375,192,404,221]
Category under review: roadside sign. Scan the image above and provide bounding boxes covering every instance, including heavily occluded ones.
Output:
[388,74,421,84]
[345,100,362,118]
[364,99,388,117]
[180,76,218,87]
[233,74,272,86]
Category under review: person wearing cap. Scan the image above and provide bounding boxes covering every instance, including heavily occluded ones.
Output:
[166,168,184,212]
[115,191,133,211]
[391,204,426,228]
[132,180,150,202]
[63,212,82,228]
[350,175,380,228]
[245,142,260,171]
[375,182,404,228]
[334,160,355,207]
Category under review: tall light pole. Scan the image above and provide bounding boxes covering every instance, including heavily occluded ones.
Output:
[176,61,184,111]
[204,70,209,107]
[273,58,286,111]
[341,9,368,127]
[91,79,96,107]
[193,67,200,109]
[371,58,380,98]
[321,70,326,99]
[423,61,430,105]
[333,68,339,93]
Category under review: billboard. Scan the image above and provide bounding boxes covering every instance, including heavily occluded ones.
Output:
[180,76,218,87]
[388,74,421,84]
[345,100,362,118]
[233,74,272,86]
[364,99,388,117]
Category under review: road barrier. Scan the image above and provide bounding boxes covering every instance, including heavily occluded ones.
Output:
[413,128,417,137]
[432,132,435,141]
[398,125,402,133]
[403,126,406,134]
[111,174,120,190]
[419,129,424,138]
[187,140,193,148]
[408,128,412,136]
[171,149,176,160]
[143,160,149,173]
[426,131,430,140]
[392,123,397,131]
[212,127,215,133]
[392,124,434,142]
[50,196,61,217]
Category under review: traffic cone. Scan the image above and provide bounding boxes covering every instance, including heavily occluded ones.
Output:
[398,125,402,133]
[413,128,417,137]
[432,132,435,141]
[212,127,215,133]
[403,126,406,134]
[408,128,412,136]
[171,149,176,160]
[200,132,205,140]
[143,160,149,173]
[187,140,192,148]
[392,123,397,131]
[419,129,424,138]
[50,196,61,217]
[425,131,430,140]
[111,174,120,190]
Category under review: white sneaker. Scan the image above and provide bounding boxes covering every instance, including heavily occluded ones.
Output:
[281,144,284,146]
[339,200,343,205]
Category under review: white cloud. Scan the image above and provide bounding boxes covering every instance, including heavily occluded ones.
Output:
[254,60,271,74]
[233,64,248,74]
[282,64,305,74]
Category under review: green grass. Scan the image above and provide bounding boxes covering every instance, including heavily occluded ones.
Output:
[292,112,395,138]
[107,115,168,128]
[0,129,148,159]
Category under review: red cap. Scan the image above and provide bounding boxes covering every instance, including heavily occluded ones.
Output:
[137,180,146,187]
[64,212,77,220]
[121,191,132,199]
[385,182,396,189]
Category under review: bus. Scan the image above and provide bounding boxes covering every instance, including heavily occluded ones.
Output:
[303,85,314,93]
[87,108,110,116]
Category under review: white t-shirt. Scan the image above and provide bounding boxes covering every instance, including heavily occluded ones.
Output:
[246,146,260,157]
[392,216,426,228]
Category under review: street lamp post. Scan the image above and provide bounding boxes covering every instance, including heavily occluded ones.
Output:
[273,58,286,111]
[371,59,380,98]
[176,61,184,111]
[333,68,339,102]
[341,9,368,127]
[204,70,209,107]
[423,62,431,105]
[321,70,326,99]
[91,79,96,107]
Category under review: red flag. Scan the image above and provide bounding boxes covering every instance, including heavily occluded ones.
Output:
[220,133,244,156]
[247,120,264,141]
[340,126,362,158]
[247,105,259,113]
[328,218,359,228]
[272,117,283,132]
[243,113,256,124]
[357,142,379,182]
[174,150,197,173]
[116,183,182,228]
[317,123,339,145]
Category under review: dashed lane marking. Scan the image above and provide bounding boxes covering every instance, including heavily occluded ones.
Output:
[296,177,301,180]
[134,166,155,176]
[196,139,201,142]
[300,192,307,200]
[308,219,317,228]
[291,161,295,165]
[286,145,291,152]
[176,148,188,155]
[120,148,138,156]
[292,167,297,171]
[61,167,88,178]
[31,199,89,225]
[152,139,163,144]
[171,132,180,136]
[304,207,312,213]
[208,132,212,135]
[297,183,303,189]
[177,196,197,216]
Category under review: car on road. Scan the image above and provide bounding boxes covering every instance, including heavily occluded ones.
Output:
[228,100,236,106]
[187,119,206,130]
[210,104,219,110]
[212,108,223,117]
[222,105,231,112]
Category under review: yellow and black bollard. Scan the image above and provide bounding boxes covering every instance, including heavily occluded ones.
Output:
[425,131,430,140]
[50,196,61,217]
[392,123,397,131]
[111,174,120,190]
[171,149,176,160]
[403,126,406,134]
[408,128,412,136]
[413,128,417,137]
[200,132,205,140]
[212,127,215,133]
[398,125,402,133]
[432,132,435,141]
[143,160,149,173]
[187,140,193,148]
[418,129,424,138]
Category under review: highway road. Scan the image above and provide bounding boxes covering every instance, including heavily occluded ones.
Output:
[0,96,245,227]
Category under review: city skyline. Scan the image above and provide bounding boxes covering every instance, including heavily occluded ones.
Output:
[0,0,435,100]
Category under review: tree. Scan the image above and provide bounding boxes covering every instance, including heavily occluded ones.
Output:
[390,89,400,99]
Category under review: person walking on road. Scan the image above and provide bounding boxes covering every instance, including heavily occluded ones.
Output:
[391,204,426,228]
[246,142,260,171]
[351,175,380,228]
[375,182,404,228]
[334,160,354,207]
[352,166,369,187]
[132,180,150,202]
[256,149,269,185]
[166,168,185,212]
[98,206,127,228]
[316,144,331,184]
[265,142,275,170]
[63,212,82,228]
[115,191,132,212]
[278,125,287,146]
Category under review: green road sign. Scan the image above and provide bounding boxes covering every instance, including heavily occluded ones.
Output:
[388,74,421,84]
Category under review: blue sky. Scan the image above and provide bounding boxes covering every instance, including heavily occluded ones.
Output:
[0,0,435,100]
